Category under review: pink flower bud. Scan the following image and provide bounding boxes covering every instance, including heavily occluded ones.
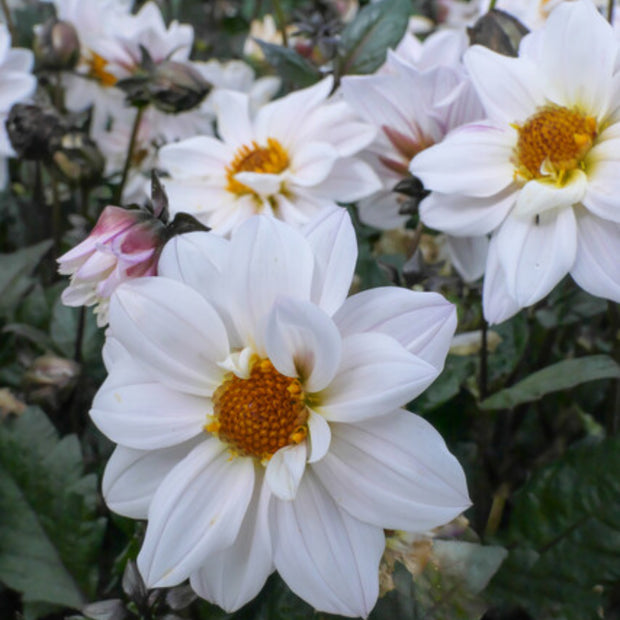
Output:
[57,206,166,326]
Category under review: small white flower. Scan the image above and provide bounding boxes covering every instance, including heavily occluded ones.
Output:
[158,77,382,234]
[93,209,469,616]
[411,0,620,323]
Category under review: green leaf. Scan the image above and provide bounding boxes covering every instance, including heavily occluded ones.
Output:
[0,240,53,315]
[336,0,411,76]
[488,437,620,619]
[256,41,321,88]
[0,407,105,609]
[480,355,620,410]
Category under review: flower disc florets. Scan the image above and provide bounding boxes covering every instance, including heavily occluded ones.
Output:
[209,358,308,459]
[514,105,597,182]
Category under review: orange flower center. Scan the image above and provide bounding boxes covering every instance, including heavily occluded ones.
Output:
[207,358,308,460]
[86,52,118,87]
[225,138,290,196]
[514,105,597,182]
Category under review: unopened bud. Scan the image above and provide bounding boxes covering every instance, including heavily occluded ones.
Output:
[149,60,210,113]
[34,18,80,71]
[467,9,529,57]
[23,355,80,407]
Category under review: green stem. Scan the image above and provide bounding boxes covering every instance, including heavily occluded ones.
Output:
[0,0,16,44]
[608,0,615,24]
[51,176,61,259]
[487,0,498,10]
[607,301,620,435]
[74,306,85,363]
[272,0,288,48]
[407,219,425,259]
[115,105,144,205]
[479,317,489,400]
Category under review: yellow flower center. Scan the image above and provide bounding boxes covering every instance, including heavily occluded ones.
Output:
[86,52,118,87]
[225,138,290,196]
[514,105,597,183]
[207,358,308,460]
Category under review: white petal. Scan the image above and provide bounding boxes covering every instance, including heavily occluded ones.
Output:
[313,158,382,202]
[138,439,255,587]
[233,171,283,196]
[318,332,438,422]
[212,89,254,146]
[445,234,489,282]
[90,373,207,450]
[411,122,516,198]
[265,297,341,393]
[102,439,200,519]
[189,472,274,612]
[464,46,545,124]
[226,217,314,353]
[357,190,407,231]
[266,442,307,501]
[496,208,577,307]
[158,136,233,177]
[304,206,357,316]
[539,1,616,115]
[289,141,339,187]
[333,288,456,372]
[109,278,229,396]
[307,409,331,463]
[271,471,384,617]
[313,409,470,531]
[571,212,620,302]
[482,234,522,324]
[583,133,620,223]
[513,172,587,218]
[420,186,517,237]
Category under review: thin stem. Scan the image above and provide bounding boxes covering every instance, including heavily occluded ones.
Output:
[487,0,498,10]
[74,306,85,363]
[272,0,288,48]
[0,0,16,44]
[607,301,620,435]
[479,317,489,400]
[484,482,510,538]
[608,0,615,24]
[407,219,425,259]
[115,105,144,205]
[51,175,61,259]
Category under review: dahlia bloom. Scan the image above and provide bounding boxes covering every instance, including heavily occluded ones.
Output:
[58,205,166,326]
[411,0,620,323]
[158,77,382,234]
[94,209,469,616]
[0,24,36,188]
[341,34,488,281]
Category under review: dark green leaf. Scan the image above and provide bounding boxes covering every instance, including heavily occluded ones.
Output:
[414,355,476,412]
[0,407,105,609]
[256,41,321,88]
[336,0,411,76]
[480,355,620,410]
[0,240,52,315]
[488,437,620,619]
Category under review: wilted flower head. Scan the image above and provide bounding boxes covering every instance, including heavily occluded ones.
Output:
[33,17,80,71]
[57,204,167,326]
[93,208,469,616]
[411,0,620,323]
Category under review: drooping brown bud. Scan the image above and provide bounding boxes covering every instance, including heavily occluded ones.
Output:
[149,60,210,114]
[49,130,105,185]
[22,355,80,408]
[5,103,63,160]
[467,9,529,57]
[34,17,80,71]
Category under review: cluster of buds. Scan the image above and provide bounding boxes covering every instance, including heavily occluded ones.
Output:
[57,174,209,326]
[6,103,104,185]
[116,47,211,113]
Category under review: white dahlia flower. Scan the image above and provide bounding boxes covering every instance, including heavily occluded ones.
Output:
[157,77,382,234]
[411,0,620,323]
[93,209,469,616]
